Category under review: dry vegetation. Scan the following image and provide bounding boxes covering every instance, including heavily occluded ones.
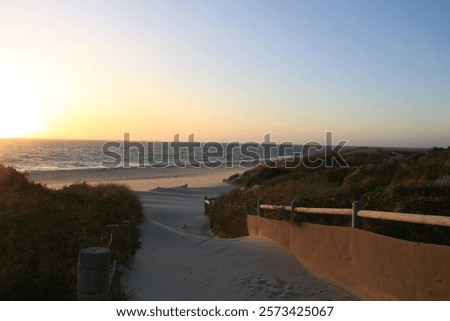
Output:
[0,166,143,300]
[214,147,450,245]
[206,192,249,238]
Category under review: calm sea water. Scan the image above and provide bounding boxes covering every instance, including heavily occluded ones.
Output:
[0,138,307,172]
[0,139,106,171]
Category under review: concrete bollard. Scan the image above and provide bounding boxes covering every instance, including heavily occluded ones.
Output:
[77,247,112,300]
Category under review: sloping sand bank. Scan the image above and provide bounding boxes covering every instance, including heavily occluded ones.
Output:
[126,184,355,300]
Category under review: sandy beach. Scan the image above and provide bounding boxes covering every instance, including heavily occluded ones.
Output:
[29,166,244,191]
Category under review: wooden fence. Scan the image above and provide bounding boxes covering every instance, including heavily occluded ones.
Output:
[205,197,450,230]
[259,199,450,230]
[204,197,450,300]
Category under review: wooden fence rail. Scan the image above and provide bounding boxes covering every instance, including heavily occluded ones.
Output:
[293,207,352,216]
[259,199,450,228]
[204,197,450,229]
[358,210,450,228]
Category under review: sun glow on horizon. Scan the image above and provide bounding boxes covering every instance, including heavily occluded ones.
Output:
[0,58,66,138]
[0,2,449,147]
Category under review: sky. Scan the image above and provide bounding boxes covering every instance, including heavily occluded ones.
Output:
[0,0,449,147]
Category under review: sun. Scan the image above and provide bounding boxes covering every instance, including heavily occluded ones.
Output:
[0,63,53,138]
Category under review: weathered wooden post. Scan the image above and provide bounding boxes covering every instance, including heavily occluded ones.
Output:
[77,247,112,300]
[352,201,363,229]
[120,220,131,267]
[290,200,298,220]
[244,200,249,216]
[257,199,265,217]
[107,224,119,260]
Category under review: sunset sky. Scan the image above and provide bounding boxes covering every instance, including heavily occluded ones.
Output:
[1,0,449,147]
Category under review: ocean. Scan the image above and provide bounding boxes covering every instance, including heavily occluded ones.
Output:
[0,138,308,172]
[0,139,107,172]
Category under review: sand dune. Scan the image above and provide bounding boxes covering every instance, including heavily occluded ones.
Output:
[126,184,356,300]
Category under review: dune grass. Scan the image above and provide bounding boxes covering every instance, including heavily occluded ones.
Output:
[216,147,450,244]
[206,189,249,238]
[0,165,143,300]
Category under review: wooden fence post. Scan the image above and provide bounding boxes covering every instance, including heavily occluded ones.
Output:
[257,199,265,217]
[352,201,363,229]
[245,200,249,216]
[290,200,298,219]
[77,247,111,300]
[107,224,119,260]
[120,220,131,267]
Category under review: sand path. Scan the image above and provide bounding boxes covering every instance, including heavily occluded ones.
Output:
[126,183,355,300]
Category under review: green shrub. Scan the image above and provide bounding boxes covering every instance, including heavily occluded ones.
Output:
[214,148,450,245]
[0,166,143,300]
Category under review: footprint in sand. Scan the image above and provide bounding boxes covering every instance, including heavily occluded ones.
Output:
[237,274,302,300]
